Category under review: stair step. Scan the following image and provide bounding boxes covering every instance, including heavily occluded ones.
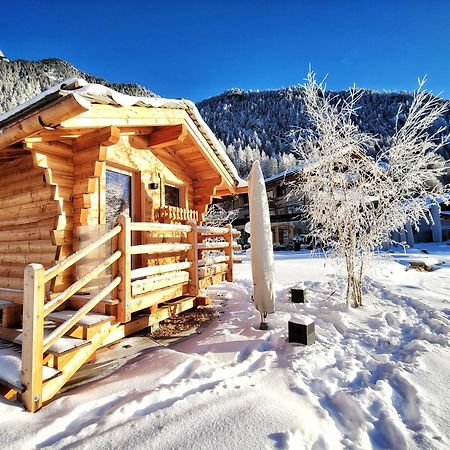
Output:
[48,310,115,328]
[14,332,91,356]
[70,294,119,305]
[0,340,61,393]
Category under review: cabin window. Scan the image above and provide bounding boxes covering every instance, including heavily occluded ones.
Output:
[276,185,286,198]
[165,185,180,207]
[106,169,132,228]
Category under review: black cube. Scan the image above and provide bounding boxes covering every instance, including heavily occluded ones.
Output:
[288,318,315,345]
[291,288,307,303]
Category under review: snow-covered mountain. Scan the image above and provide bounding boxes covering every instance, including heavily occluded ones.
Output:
[1,52,449,179]
[197,87,450,177]
[0,52,157,115]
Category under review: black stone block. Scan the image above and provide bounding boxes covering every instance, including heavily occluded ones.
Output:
[288,319,315,345]
[291,288,307,303]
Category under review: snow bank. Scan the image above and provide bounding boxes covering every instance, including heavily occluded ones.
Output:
[0,245,449,449]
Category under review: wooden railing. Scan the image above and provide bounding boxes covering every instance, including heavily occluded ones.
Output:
[116,216,240,322]
[22,225,122,412]
[155,206,199,223]
[21,214,240,412]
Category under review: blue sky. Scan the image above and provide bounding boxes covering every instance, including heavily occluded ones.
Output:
[1,0,449,101]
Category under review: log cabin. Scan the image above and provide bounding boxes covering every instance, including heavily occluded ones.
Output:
[0,78,247,411]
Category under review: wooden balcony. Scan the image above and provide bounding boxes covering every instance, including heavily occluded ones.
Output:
[155,206,199,224]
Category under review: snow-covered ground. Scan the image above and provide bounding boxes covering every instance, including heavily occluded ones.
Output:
[1,244,449,450]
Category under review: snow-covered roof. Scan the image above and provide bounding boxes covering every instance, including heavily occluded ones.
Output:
[0,78,246,188]
[264,165,302,184]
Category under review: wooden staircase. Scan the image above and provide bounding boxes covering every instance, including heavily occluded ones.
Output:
[0,216,241,412]
[0,290,118,404]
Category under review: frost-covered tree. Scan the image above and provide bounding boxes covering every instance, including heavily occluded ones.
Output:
[289,72,449,307]
[203,203,240,227]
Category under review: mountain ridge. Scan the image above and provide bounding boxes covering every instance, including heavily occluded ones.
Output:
[1,54,449,179]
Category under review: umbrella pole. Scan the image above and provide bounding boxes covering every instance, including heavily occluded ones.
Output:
[259,312,268,330]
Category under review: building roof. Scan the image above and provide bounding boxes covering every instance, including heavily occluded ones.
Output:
[0,78,246,190]
[264,165,302,185]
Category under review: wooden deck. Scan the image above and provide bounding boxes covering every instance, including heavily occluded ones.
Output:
[0,215,240,411]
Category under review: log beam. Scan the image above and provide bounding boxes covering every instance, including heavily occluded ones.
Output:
[0,94,91,150]
[72,126,121,151]
[147,124,188,149]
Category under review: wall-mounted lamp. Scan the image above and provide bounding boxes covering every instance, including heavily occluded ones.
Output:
[149,182,159,190]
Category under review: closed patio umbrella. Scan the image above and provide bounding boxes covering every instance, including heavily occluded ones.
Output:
[247,160,275,329]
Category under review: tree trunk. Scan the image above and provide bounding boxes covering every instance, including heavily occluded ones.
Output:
[345,254,363,308]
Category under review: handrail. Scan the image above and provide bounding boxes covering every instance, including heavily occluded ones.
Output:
[197,242,230,250]
[197,225,228,235]
[198,263,229,278]
[43,276,121,352]
[198,255,230,267]
[44,225,122,283]
[130,261,192,280]
[130,222,191,233]
[44,251,122,316]
[129,243,192,255]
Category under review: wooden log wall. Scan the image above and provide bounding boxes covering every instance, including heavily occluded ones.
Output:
[29,142,75,292]
[0,156,60,290]
[0,123,227,294]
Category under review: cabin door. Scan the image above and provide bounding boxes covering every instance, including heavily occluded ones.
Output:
[105,168,133,228]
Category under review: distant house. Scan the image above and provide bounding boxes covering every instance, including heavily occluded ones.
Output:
[220,167,449,248]
[219,167,307,248]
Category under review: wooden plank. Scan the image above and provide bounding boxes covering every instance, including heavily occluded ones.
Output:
[130,261,191,280]
[198,255,230,267]
[44,251,122,316]
[0,94,91,149]
[117,215,131,323]
[147,124,188,149]
[130,243,192,255]
[44,228,118,280]
[128,284,188,313]
[131,271,189,296]
[72,126,121,151]
[73,177,97,195]
[60,104,186,129]
[0,253,55,266]
[224,224,234,282]
[33,152,73,173]
[199,272,227,290]
[197,242,229,250]
[24,141,73,159]
[0,227,52,243]
[193,177,222,189]
[73,146,107,165]
[43,277,120,352]
[21,263,45,412]
[130,222,191,233]
[186,220,199,296]
[198,263,229,278]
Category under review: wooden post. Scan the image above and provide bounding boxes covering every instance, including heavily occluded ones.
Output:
[187,221,199,296]
[22,263,45,412]
[274,226,280,245]
[224,224,234,282]
[117,214,132,323]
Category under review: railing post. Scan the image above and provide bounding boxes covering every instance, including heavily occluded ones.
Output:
[224,224,234,282]
[22,263,45,412]
[187,221,199,296]
[117,214,131,323]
